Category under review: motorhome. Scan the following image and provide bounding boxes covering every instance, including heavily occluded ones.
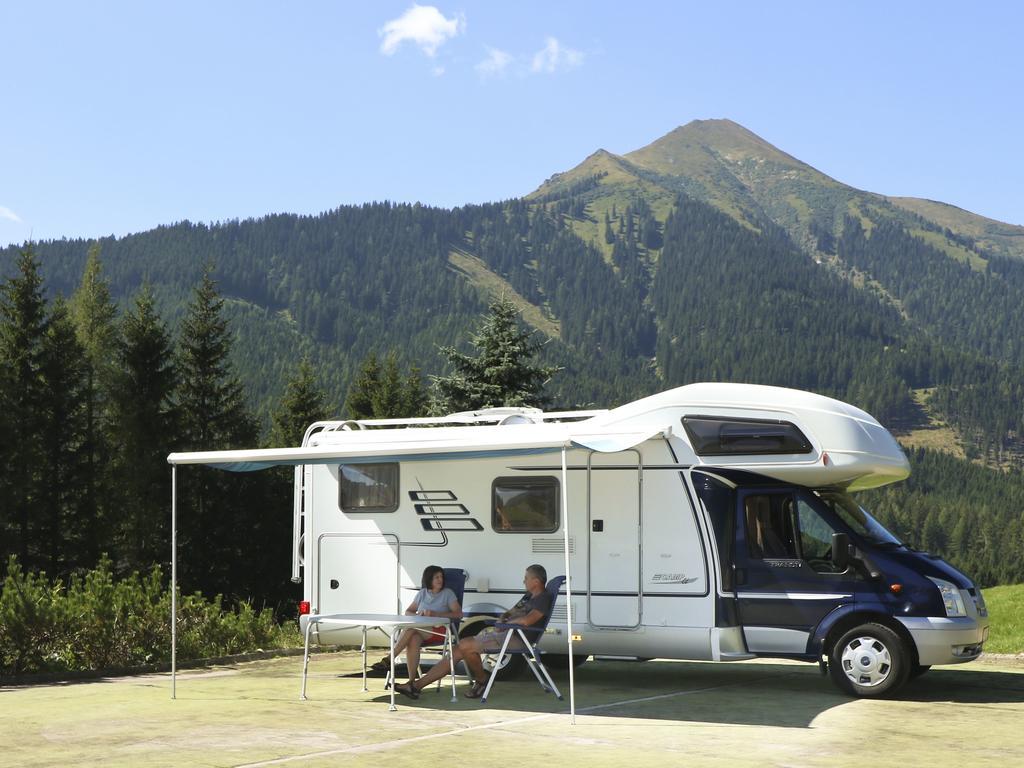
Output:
[170,383,990,697]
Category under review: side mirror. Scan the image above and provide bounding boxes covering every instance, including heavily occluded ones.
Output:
[831,532,850,570]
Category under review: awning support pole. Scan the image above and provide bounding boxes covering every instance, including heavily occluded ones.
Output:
[171,464,177,700]
[561,446,576,724]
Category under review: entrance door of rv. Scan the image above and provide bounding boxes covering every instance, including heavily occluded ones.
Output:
[733,489,857,654]
[587,450,642,628]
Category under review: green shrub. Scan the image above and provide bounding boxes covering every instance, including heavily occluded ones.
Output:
[0,555,300,677]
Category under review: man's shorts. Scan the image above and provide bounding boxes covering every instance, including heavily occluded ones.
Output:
[472,626,529,653]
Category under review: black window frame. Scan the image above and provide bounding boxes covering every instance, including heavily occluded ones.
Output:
[682,415,813,457]
[491,476,560,534]
[338,462,400,514]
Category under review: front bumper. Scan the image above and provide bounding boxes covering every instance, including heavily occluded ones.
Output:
[897,615,990,666]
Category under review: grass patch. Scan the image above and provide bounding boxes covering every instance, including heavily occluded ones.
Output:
[909,228,987,271]
[983,583,1024,654]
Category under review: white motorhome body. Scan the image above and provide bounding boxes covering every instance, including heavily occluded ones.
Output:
[169,383,990,697]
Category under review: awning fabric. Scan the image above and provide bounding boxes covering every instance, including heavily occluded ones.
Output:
[166,425,669,471]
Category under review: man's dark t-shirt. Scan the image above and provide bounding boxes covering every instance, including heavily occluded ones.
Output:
[500,590,554,638]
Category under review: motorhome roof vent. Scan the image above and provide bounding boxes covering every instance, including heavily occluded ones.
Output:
[498,414,537,425]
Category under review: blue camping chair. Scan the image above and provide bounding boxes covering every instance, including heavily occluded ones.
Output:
[386,568,467,693]
[479,575,565,704]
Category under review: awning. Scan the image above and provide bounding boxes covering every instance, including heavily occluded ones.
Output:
[167,421,671,722]
[166,425,670,471]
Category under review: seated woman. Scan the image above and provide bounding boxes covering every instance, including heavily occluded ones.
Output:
[372,565,462,685]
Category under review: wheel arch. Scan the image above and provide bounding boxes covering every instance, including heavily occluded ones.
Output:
[810,606,919,666]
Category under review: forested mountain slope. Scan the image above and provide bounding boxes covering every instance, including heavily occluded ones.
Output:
[5,122,1024,462]
[4,119,1024,588]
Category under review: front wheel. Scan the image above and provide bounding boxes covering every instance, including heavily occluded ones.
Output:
[828,622,910,697]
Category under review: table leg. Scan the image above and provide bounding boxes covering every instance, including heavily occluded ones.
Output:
[388,627,397,711]
[300,619,315,701]
[447,624,457,702]
[361,626,368,692]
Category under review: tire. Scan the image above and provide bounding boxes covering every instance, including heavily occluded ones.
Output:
[828,622,910,698]
[459,621,525,679]
[541,653,589,674]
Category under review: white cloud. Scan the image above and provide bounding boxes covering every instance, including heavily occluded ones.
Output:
[0,206,22,223]
[476,47,512,78]
[531,37,583,74]
[432,65,446,77]
[379,4,464,58]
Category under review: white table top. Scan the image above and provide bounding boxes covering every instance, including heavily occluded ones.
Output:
[305,612,446,630]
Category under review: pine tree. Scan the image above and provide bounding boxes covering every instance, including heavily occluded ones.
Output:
[345,351,428,419]
[344,352,380,420]
[0,246,49,568]
[431,295,561,412]
[39,297,88,573]
[70,244,119,564]
[108,285,178,571]
[176,267,259,597]
[270,357,330,447]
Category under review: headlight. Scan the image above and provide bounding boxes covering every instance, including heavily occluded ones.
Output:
[928,577,967,617]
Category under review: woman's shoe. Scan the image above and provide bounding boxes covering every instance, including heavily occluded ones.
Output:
[464,680,487,699]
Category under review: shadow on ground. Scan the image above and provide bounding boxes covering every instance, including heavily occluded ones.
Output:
[366,658,1024,729]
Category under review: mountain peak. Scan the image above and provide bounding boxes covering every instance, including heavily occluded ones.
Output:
[626,118,812,175]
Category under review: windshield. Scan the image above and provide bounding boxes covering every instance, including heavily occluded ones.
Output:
[814,491,903,547]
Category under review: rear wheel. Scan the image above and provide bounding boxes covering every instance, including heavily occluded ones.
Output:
[541,653,589,674]
[828,622,910,697]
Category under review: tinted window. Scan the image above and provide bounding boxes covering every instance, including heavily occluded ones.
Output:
[683,416,812,456]
[693,473,734,590]
[743,494,799,559]
[493,477,559,533]
[339,463,399,513]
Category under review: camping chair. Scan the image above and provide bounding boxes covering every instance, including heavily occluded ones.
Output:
[386,567,467,694]
[478,575,565,704]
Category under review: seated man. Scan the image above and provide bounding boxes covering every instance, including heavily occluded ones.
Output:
[394,564,553,700]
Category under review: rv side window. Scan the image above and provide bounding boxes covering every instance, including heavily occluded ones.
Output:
[492,477,559,533]
[682,416,812,456]
[339,463,399,513]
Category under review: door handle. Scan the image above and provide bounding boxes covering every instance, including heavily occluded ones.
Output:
[329,579,340,589]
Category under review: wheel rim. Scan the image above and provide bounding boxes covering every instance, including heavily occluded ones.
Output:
[482,652,511,672]
[840,635,893,687]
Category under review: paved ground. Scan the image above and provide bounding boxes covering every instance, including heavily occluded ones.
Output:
[3,652,1023,767]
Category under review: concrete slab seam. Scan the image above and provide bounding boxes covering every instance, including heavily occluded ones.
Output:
[233,673,793,767]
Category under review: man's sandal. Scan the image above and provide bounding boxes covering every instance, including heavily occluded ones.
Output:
[393,682,420,700]
[464,680,487,699]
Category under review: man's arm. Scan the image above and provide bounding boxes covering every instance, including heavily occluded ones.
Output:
[506,608,545,627]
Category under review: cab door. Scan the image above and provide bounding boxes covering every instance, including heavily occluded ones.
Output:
[734,489,858,655]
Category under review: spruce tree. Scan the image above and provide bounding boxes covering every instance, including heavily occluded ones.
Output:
[70,244,119,564]
[344,351,428,419]
[176,267,258,598]
[270,357,330,447]
[431,295,560,413]
[0,246,49,568]
[344,352,381,420]
[39,297,88,573]
[109,285,178,571]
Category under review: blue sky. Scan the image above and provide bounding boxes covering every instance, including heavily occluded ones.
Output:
[2,1,1022,248]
